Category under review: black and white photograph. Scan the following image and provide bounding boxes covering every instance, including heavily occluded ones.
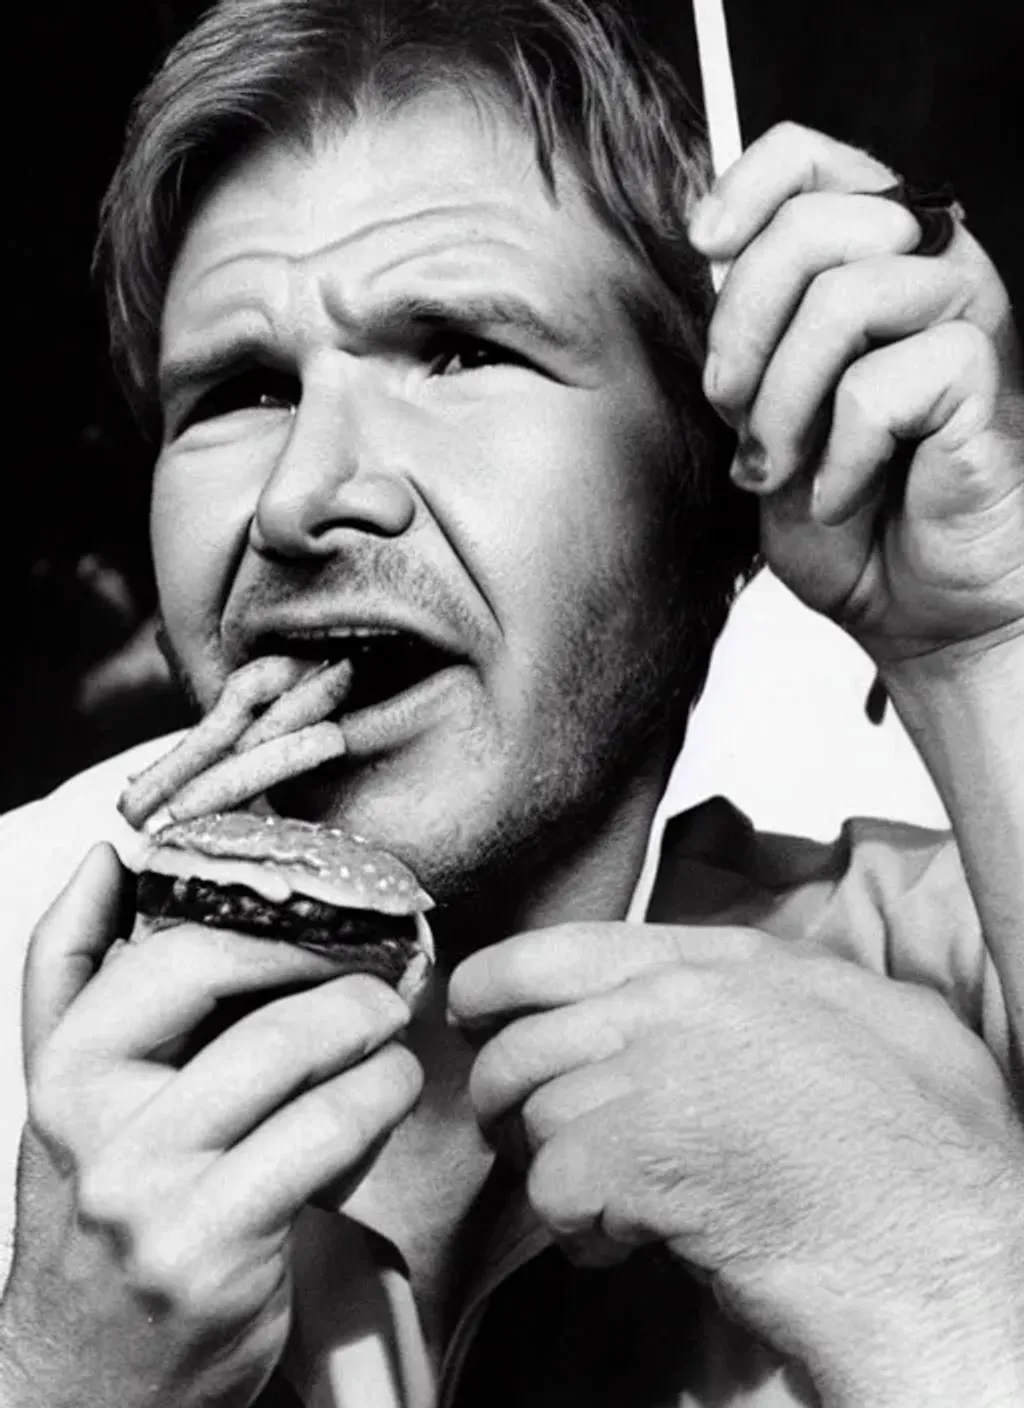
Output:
[1,1,1023,1404]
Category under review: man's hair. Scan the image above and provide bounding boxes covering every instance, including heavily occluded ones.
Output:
[97,0,759,715]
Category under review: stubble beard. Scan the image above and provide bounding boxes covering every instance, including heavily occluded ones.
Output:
[153,535,699,946]
[420,559,696,954]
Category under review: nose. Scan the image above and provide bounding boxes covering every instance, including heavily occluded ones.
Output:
[250,367,416,558]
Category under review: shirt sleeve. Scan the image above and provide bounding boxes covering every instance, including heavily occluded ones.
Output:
[781,818,1012,1083]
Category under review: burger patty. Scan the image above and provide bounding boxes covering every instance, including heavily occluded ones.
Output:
[137,872,418,982]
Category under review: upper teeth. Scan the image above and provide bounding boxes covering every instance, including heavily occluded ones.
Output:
[289,627,402,641]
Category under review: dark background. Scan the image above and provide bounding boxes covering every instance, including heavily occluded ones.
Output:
[5,0,1023,811]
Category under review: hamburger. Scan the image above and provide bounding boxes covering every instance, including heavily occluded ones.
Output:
[132,810,435,1005]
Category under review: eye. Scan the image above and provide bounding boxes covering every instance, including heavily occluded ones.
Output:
[179,367,301,431]
[425,333,531,377]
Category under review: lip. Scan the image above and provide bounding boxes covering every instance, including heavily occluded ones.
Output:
[228,602,475,666]
[338,660,472,758]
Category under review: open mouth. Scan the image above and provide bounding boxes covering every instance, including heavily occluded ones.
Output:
[254,628,458,715]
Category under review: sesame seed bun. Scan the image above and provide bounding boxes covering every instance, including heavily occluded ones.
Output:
[133,811,434,1003]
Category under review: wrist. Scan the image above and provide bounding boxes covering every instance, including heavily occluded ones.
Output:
[0,1334,41,1408]
[808,1287,1024,1408]
[879,626,1024,1088]
[755,1220,1024,1408]
[879,617,1024,712]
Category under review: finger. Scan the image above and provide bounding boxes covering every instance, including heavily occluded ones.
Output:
[448,923,770,1029]
[118,655,309,828]
[48,923,359,1062]
[526,1102,669,1255]
[128,974,410,1151]
[145,721,346,832]
[23,844,129,1067]
[468,969,706,1133]
[705,191,921,421]
[812,320,1001,525]
[526,1118,610,1240]
[520,1058,633,1154]
[745,254,977,490]
[689,122,895,258]
[470,1005,626,1133]
[203,1041,423,1233]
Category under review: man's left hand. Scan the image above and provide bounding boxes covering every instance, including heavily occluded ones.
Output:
[690,122,1024,666]
[449,923,1024,1407]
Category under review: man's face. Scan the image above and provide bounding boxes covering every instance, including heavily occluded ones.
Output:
[153,88,689,902]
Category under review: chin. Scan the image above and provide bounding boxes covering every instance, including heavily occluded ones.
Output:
[268,747,496,892]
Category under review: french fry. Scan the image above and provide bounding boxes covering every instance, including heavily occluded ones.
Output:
[236,658,353,751]
[145,722,347,832]
[118,655,311,828]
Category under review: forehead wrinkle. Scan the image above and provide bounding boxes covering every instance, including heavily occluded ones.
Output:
[170,149,656,370]
[305,223,624,358]
[224,197,530,274]
[170,247,295,340]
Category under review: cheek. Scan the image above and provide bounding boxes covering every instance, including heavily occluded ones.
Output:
[449,387,672,632]
[150,445,259,664]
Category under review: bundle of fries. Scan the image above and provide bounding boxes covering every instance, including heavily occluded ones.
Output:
[119,656,354,833]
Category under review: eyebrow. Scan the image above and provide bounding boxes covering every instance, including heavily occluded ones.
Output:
[159,288,601,408]
[362,290,598,356]
[158,336,280,412]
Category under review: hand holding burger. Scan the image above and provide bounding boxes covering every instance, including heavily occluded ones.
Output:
[3,661,434,1408]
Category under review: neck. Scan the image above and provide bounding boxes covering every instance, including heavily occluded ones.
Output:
[344,755,672,1353]
[431,752,670,967]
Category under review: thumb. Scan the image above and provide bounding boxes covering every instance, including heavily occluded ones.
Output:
[22,843,132,1069]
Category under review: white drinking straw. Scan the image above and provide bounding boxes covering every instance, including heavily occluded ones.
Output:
[692,0,742,289]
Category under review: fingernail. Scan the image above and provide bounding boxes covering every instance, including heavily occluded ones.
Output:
[810,471,826,520]
[703,356,742,428]
[143,805,173,836]
[703,353,721,399]
[729,434,772,490]
[689,195,735,249]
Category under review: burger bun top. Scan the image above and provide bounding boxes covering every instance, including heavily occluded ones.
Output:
[138,811,433,917]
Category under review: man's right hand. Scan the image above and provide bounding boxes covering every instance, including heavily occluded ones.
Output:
[0,844,422,1408]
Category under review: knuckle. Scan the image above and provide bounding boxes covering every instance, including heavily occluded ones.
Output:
[26,1046,80,1151]
[668,924,772,965]
[768,120,833,172]
[310,1082,379,1155]
[307,978,412,1064]
[336,972,410,1030]
[883,200,922,252]
[128,1224,243,1326]
[667,962,746,1022]
[489,936,537,1000]
[834,361,887,428]
[769,119,811,151]
[896,979,953,1024]
[526,1136,587,1231]
[467,1048,504,1118]
[470,1027,527,1109]
[805,264,856,324]
[129,924,196,979]
[525,1143,562,1223]
[721,925,776,961]
[771,193,817,242]
[626,960,707,1018]
[122,1217,263,1328]
[376,1041,424,1108]
[239,1011,301,1067]
[521,1085,564,1151]
[313,1044,422,1149]
[128,1226,205,1315]
[76,1158,136,1232]
[942,319,997,377]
